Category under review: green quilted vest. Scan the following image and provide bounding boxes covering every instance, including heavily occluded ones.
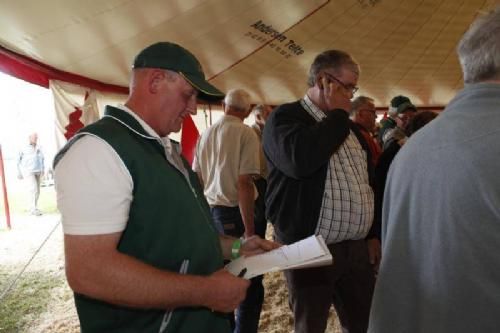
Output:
[54,106,230,333]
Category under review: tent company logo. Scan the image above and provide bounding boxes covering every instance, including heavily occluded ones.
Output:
[246,20,305,59]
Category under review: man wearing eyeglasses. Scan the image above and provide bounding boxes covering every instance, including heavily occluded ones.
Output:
[351,96,383,274]
[263,50,376,333]
[351,96,381,166]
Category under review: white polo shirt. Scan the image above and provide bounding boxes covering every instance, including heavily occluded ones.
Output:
[55,105,188,235]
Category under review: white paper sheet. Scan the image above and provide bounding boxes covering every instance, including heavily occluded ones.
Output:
[225,235,332,279]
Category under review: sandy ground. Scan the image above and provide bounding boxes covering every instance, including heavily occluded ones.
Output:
[0,214,79,333]
[0,216,341,332]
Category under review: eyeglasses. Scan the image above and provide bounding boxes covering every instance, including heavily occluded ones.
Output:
[323,72,359,95]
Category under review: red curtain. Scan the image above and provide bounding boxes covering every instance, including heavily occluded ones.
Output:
[1,45,202,159]
[0,45,127,94]
[180,115,199,165]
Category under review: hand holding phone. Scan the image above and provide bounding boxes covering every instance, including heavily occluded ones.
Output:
[320,75,351,112]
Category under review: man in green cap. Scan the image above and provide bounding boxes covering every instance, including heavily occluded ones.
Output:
[378,95,417,149]
[53,42,279,333]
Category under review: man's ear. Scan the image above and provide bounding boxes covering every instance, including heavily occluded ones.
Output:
[316,76,324,90]
[149,70,164,94]
[317,75,332,91]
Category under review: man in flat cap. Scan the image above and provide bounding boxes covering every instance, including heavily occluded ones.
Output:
[54,42,279,333]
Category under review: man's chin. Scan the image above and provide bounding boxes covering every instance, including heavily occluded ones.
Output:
[171,121,183,133]
[163,123,182,136]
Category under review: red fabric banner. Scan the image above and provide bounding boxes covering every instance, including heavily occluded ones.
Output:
[0,45,128,94]
[180,115,199,166]
[0,48,49,87]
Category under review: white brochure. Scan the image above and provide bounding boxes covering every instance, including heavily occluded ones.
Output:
[225,235,332,279]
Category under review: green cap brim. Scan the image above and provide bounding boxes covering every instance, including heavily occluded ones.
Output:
[180,72,225,102]
[397,102,417,113]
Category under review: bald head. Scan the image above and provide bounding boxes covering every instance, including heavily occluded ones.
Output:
[223,89,252,118]
[29,133,38,145]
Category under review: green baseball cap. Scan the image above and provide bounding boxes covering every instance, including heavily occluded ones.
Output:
[390,95,417,114]
[133,42,224,101]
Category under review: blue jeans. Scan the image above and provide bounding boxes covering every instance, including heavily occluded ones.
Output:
[210,205,264,333]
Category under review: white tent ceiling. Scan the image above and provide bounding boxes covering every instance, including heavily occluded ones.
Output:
[0,0,498,107]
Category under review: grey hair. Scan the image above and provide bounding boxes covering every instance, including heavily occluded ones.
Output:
[307,50,360,87]
[129,68,178,91]
[163,69,179,81]
[457,6,500,84]
[224,89,252,112]
[350,96,375,115]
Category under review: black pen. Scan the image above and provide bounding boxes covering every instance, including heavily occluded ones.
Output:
[237,268,247,278]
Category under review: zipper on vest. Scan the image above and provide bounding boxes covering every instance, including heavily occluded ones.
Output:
[191,185,218,234]
[190,186,198,198]
[159,260,190,333]
[164,158,218,235]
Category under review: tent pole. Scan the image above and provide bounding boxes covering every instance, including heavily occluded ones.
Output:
[0,144,11,229]
[209,104,212,126]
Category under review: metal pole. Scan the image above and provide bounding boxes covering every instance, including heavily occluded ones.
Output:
[209,104,212,126]
[0,144,11,229]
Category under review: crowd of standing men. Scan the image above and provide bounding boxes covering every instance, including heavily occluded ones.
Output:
[53,6,500,333]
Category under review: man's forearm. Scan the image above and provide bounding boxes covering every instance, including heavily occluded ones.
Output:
[219,234,238,259]
[263,109,350,179]
[65,234,213,310]
[238,176,255,237]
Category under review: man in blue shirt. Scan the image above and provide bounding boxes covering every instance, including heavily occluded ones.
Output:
[17,132,44,216]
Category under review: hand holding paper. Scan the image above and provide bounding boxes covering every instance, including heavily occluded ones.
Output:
[240,235,281,257]
[226,235,332,279]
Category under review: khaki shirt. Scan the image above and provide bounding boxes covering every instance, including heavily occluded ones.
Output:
[193,115,260,206]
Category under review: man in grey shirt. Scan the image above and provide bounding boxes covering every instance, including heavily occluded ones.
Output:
[17,132,44,216]
[369,7,500,333]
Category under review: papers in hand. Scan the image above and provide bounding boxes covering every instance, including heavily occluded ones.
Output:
[226,235,332,279]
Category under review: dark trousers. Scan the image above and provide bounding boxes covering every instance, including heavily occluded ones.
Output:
[210,205,264,333]
[253,177,268,239]
[281,238,375,333]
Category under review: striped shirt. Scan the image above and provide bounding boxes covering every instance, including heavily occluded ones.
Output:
[301,95,374,244]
